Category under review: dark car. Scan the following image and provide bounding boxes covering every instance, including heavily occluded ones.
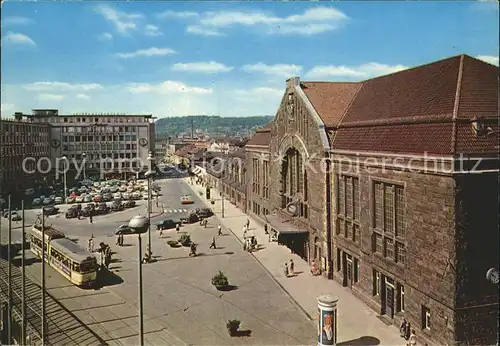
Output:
[155,219,176,230]
[196,208,213,219]
[114,224,135,235]
[42,206,59,216]
[65,208,78,219]
[95,203,109,215]
[102,193,112,202]
[110,200,124,212]
[123,200,136,208]
[180,212,199,224]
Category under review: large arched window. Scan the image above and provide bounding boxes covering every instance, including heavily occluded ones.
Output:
[280,148,308,218]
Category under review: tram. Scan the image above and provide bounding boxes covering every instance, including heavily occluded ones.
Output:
[29,226,98,287]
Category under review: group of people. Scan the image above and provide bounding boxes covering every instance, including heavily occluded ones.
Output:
[400,319,417,346]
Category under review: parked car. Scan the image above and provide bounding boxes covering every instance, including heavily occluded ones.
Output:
[54,197,64,204]
[102,193,112,201]
[110,200,124,212]
[115,224,135,235]
[83,195,93,203]
[123,200,136,208]
[32,198,42,205]
[75,195,84,203]
[42,198,53,205]
[180,212,199,224]
[65,208,79,219]
[93,195,101,202]
[42,206,59,216]
[95,203,109,215]
[132,192,141,200]
[155,219,176,230]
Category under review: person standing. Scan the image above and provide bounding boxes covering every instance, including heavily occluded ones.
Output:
[89,214,93,224]
[119,234,124,246]
[243,228,247,239]
[246,218,250,229]
[289,259,295,275]
[159,228,163,238]
[116,234,120,246]
[217,224,222,236]
[408,329,417,346]
[264,223,268,235]
[284,263,289,278]
[99,250,105,269]
[209,236,217,249]
[89,237,94,252]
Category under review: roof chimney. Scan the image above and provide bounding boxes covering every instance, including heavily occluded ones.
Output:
[286,77,300,88]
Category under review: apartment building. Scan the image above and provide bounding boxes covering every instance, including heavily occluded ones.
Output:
[0,114,51,197]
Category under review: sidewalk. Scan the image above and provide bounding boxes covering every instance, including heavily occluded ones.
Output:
[186,179,404,345]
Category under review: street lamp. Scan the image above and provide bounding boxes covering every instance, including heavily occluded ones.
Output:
[62,156,68,200]
[128,215,150,346]
[81,153,87,180]
[145,152,156,262]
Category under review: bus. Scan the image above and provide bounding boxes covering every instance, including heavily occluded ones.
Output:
[30,226,98,287]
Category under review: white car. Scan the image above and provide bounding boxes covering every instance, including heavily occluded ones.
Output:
[32,198,42,205]
[24,188,35,196]
[126,187,134,193]
[132,192,141,200]
[118,185,127,192]
[75,196,84,203]
[113,192,122,200]
[54,197,64,204]
[122,192,130,200]
[42,198,53,205]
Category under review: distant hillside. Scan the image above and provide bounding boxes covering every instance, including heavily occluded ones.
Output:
[156,115,274,136]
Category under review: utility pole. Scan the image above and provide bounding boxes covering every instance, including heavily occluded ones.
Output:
[7,195,12,345]
[21,201,27,344]
[41,208,46,344]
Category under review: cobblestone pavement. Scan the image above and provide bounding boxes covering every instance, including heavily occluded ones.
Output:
[184,178,406,346]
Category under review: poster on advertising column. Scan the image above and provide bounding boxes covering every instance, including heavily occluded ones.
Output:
[321,309,334,345]
[317,308,321,344]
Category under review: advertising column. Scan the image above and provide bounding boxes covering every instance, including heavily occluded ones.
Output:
[317,295,338,346]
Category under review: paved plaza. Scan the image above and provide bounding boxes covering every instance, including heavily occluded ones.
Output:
[1,178,317,345]
[184,178,405,346]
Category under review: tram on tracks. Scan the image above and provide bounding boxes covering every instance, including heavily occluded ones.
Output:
[29,225,98,287]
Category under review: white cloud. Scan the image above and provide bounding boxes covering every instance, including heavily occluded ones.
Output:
[2,16,34,26]
[98,32,113,41]
[3,32,36,45]
[115,47,176,59]
[23,82,104,92]
[76,93,91,100]
[242,63,302,78]
[305,62,409,80]
[125,81,213,94]
[145,24,163,36]
[233,87,283,103]
[94,4,143,34]
[476,55,499,66]
[186,7,348,36]
[157,11,199,19]
[186,25,224,37]
[38,94,64,101]
[172,61,233,73]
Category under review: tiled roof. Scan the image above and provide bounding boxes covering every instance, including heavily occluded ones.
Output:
[301,82,361,128]
[246,123,272,147]
[331,54,499,155]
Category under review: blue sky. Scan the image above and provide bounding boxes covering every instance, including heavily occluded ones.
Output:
[1,1,498,118]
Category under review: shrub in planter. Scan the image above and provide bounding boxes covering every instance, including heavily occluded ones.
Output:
[167,240,181,248]
[178,234,191,247]
[226,320,240,336]
[211,271,229,289]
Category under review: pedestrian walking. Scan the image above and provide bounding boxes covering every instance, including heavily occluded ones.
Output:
[400,319,408,339]
[119,234,124,246]
[116,234,120,246]
[204,219,208,228]
[284,263,289,277]
[408,329,417,346]
[89,237,94,252]
[246,218,250,229]
[99,250,105,269]
[264,223,268,235]
[159,228,163,238]
[89,214,93,224]
[289,259,295,275]
[209,236,217,249]
[243,228,247,239]
[176,223,180,232]
[217,224,222,236]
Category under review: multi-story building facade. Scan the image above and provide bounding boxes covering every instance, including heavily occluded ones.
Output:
[244,54,499,345]
[26,109,156,179]
[219,150,247,211]
[155,136,170,162]
[0,114,51,198]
